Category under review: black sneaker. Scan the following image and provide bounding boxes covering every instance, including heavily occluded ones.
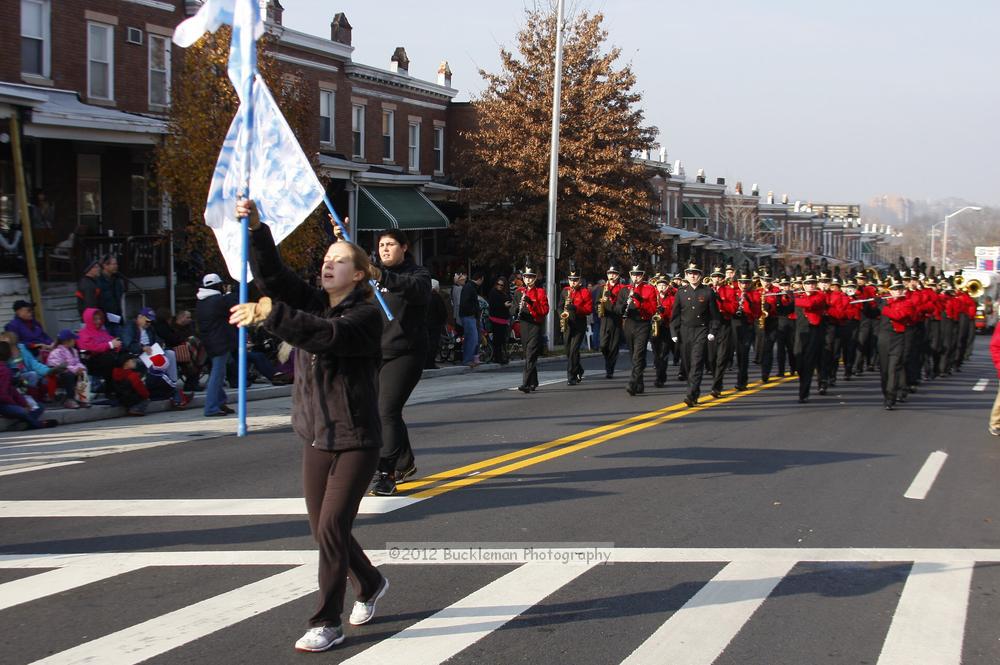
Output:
[626,385,636,396]
[395,464,417,482]
[567,378,579,386]
[517,385,531,393]
[710,390,722,399]
[370,472,397,496]
[683,396,696,407]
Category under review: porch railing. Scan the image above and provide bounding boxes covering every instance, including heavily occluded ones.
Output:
[41,233,171,282]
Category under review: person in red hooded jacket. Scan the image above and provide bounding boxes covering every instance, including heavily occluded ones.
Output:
[989,323,1000,436]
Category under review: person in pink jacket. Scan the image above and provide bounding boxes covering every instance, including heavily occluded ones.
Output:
[46,329,91,409]
[78,307,122,388]
[990,324,1000,435]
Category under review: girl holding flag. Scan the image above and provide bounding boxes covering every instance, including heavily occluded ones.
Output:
[230,199,389,652]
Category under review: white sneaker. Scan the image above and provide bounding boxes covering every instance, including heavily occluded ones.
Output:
[294,625,344,652]
[349,576,389,626]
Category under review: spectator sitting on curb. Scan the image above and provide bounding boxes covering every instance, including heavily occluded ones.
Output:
[77,308,123,391]
[4,300,53,357]
[47,329,91,409]
[121,307,190,408]
[0,330,57,402]
[111,354,150,416]
[0,341,56,428]
[155,308,204,392]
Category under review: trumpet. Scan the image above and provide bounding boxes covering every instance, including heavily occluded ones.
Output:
[597,282,610,317]
[560,288,572,335]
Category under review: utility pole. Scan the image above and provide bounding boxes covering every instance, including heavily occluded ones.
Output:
[544,0,566,346]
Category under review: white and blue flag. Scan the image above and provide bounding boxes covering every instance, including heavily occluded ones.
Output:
[173,0,324,280]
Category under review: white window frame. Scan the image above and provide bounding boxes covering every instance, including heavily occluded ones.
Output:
[352,104,365,159]
[319,89,335,146]
[408,122,420,173]
[20,0,51,78]
[147,34,171,108]
[433,126,445,175]
[87,22,115,101]
[382,110,395,163]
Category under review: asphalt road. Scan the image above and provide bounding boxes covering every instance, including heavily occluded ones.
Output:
[1,344,999,664]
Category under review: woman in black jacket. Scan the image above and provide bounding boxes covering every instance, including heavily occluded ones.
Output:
[370,229,431,496]
[230,200,388,653]
[487,276,512,364]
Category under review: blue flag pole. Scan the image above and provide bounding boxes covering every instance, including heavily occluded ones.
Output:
[236,79,255,438]
[321,194,393,321]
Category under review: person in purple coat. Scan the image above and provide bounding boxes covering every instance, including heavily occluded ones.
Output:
[4,300,53,354]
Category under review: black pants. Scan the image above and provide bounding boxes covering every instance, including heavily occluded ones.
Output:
[925,320,941,378]
[776,317,796,376]
[425,326,443,369]
[855,318,877,372]
[623,318,651,392]
[680,326,709,401]
[817,322,835,389]
[759,318,778,380]
[303,444,381,628]
[903,325,921,387]
[566,320,585,380]
[795,325,822,400]
[878,330,906,403]
[939,319,957,374]
[731,318,755,389]
[955,317,971,368]
[522,320,543,388]
[377,352,424,474]
[600,315,623,376]
[492,324,509,364]
[964,315,977,360]
[651,330,672,384]
[838,320,859,378]
[710,321,734,393]
[84,351,119,386]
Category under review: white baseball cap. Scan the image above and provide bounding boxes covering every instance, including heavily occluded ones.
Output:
[203,273,224,287]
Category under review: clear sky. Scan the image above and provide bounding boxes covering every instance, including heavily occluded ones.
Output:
[282,0,1000,207]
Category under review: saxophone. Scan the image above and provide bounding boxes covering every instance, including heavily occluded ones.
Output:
[652,309,662,337]
[597,282,610,317]
[560,287,571,335]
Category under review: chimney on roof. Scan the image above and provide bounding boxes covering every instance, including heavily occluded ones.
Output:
[390,47,410,75]
[331,12,352,45]
[751,183,759,196]
[266,0,283,25]
[437,60,452,87]
[696,169,706,184]
[673,160,684,177]
[766,190,774,204]
[658,146,667,162]
[794,201,801,212]
[781,193,789,204]
[716,177,726,186]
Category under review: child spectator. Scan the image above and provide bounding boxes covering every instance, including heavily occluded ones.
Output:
[47,329,91,409]
[111,355,150,416]
[1,330,55,401]
[0,341,56,429]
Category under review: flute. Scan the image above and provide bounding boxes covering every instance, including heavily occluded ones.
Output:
[849,295,904,304]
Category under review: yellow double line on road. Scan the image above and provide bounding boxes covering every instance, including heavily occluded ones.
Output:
[397,374,797,500]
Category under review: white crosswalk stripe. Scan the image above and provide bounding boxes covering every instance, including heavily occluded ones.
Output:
[0,548,991,665]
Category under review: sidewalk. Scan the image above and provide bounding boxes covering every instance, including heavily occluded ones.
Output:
[0,351,602,474]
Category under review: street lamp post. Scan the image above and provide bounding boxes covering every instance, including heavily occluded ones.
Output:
[928,221,945,266]
[941,206,982,271]
[544,0,566,346]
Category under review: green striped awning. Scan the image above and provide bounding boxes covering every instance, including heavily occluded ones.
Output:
[356,186,450,231]
[681,202,708,219]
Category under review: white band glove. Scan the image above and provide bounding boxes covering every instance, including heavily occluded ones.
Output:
[707,333,716,341]
[671,337,678,343]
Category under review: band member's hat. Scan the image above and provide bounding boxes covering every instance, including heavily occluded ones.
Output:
[654,273,669,284]
[888,278,906,290]
[758,268,772,279]
[803,274,819,283]
[568,270,581,280]
[673,273,684,280]
[684,262,702,274]
[818,271,832,282]
[710,266,725,277]
[522,266,537,276]
[939,280,953,291]
[831,277,842,286]
[629,265,644,275]
[778,275,791,285]
[736,272,752,282]
[855,271,868,280]
[844,279,857,287]
[724,264,736,272]
[606,265,620,275]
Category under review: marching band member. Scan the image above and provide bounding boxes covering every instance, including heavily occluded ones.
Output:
[879,278,916,410]
[793,274,827,403]
[853,271,880,375]
[651,274,675,388]
[709,266,736,398]
[597,266,626,379]
[836,279,863,380]
[670,263,721,407]
[512,267,549,393]
[728,271,761,391]
[616,266,657,396]
[816,271,837,394]
[560,270,593,385]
